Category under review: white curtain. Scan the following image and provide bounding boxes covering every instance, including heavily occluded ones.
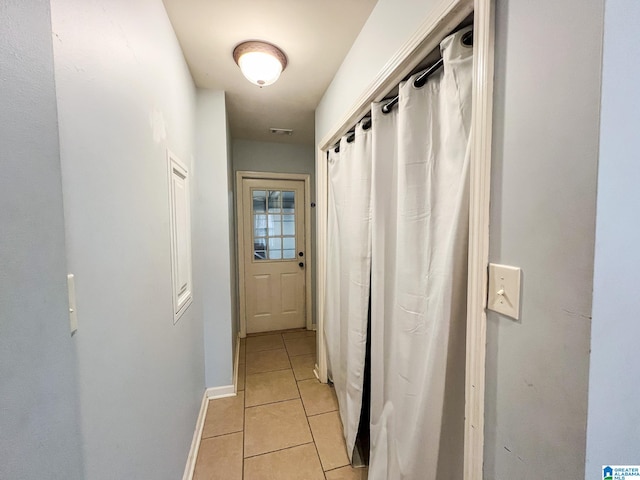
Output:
[325,120,372,460]
[325,25,473,479]
[369,27,473,480]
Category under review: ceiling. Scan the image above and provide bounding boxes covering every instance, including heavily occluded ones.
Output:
[163,0,378,145]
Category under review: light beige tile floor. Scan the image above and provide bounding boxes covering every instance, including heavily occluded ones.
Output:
[192,329,368,480]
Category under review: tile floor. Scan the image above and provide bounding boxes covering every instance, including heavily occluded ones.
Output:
[193,329,368,480]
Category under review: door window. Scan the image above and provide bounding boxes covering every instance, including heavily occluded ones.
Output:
[252,190,296,260]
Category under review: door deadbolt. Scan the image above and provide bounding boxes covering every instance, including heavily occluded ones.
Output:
[298,252,304,257]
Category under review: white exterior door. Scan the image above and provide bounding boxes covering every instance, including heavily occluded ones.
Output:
[242,178,306,333]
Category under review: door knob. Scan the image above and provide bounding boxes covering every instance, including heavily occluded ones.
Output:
[298,262,304,268]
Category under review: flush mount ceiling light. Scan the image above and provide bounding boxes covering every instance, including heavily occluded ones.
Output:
[233,41,287,87]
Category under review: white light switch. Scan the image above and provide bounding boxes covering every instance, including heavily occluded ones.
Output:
[487,263,521,320]
[67,274,78,335]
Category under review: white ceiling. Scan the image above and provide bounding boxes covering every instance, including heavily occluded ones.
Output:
[163,0,378,145]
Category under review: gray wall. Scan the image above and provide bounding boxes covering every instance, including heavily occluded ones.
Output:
[586,0,640,475]
[315,0,442,140]
[195,90,235,387]
[485,0,604,477]
[51,0,205,478]
[0,1,84,478]
[233,139,317,326]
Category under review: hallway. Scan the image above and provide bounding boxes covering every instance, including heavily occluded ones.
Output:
[193,330,367,479]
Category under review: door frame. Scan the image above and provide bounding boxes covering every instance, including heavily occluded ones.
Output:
[236,171,313,338]
[314,0,494,478]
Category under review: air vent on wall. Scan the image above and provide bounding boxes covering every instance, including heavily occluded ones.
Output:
[270,128,293,136]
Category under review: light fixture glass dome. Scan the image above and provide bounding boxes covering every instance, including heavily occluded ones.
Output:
[233,41,287,87]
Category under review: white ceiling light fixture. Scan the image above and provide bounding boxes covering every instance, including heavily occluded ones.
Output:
[233,41,288,87]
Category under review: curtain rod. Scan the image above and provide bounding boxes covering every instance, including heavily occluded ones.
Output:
[331,29,473,154]
[331,59,442,153]
[380,57,444,115]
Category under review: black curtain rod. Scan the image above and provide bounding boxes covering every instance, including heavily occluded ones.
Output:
[332,29,473,153]
[332,57,443,153]
[380,29,473,116]
[380,57,444,115]
[332,58,441,153]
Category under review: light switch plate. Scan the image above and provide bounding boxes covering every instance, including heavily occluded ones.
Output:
[487,263,521,320]
[67,274,78,335]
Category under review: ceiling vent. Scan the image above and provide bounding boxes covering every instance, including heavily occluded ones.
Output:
[270,128,293,136]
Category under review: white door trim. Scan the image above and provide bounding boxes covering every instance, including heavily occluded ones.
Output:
[236,171,312,338]
[464,1,494,478]
[314,0,494,478]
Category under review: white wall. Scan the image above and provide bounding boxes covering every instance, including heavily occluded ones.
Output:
[51,0,205,478]
[0,2,84,478]
[315,0,441,141]
[195,90,235,387]
[233,139,317,326]
[485,0,604,478]
[586,0,640,475]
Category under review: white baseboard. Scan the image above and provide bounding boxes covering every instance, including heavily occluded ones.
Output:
[233,335,240,394]
[182,382,237,480]
[182,346,240,480]
[182,391,210,480]
[205,385,236,399]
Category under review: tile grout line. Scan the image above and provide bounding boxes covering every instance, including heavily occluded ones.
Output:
[245,328,307,338]
[242,334,292,480]
[245,365,292,377]
[282,333,316,358]
[244,332,298,478]
[242,409,246,479]
[244,333,298,409]
[306,408,339,418]
[283,333,292,359]
[243,330,322,478]
[323,463,368,480]
[284,332,294,372]
[245,346,286,354]
[243,441,317,460]
[290,354,319,382]
[241,339,246,480]
[292,345,329,480]
[201,426,244,441]
[294,336,352,476]
[245,396,301,410]
[297,376,338,418]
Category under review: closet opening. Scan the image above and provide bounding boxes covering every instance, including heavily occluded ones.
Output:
[323,15,475,478]
[352,292,371,467]
[334,18,476,472]
[315,0,495,477]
